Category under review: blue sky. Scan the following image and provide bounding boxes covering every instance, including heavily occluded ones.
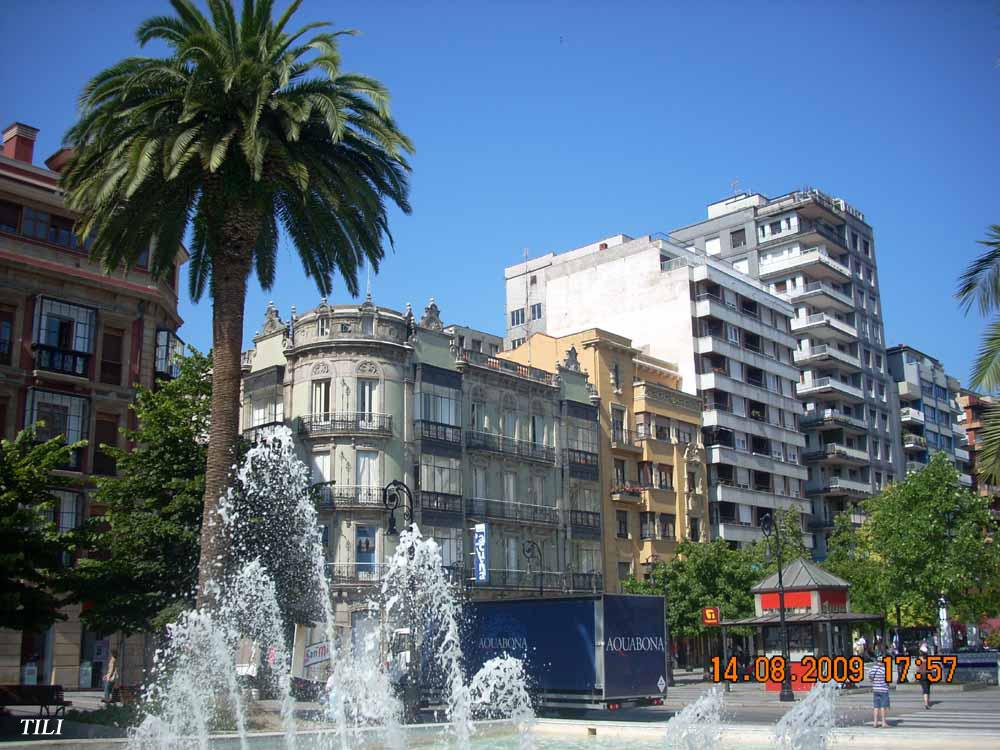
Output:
[3,0,998,384]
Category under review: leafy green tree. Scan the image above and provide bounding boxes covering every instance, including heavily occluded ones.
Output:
[824,513,894,618]
[855,453,1000,625]
[956,225,1000,481]
[0,429,82,631]
[743,508,809,576]
[624,540,757,640]
[62,352,210,635]
[62,0,413,605]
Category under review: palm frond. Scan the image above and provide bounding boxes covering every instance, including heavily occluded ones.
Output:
[957,225,1000,315]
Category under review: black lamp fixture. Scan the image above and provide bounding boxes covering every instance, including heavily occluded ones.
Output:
[760,512,795,703]
[383,479,414,538]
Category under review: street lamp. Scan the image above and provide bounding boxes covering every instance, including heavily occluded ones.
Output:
[522,539,543,596]
[760,512,795,702]
[383,479,414,537]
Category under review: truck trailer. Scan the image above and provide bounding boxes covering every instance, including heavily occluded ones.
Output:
[463,594,667,710]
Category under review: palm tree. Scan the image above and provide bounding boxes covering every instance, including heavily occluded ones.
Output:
[956,225,1000,482]
[62,0,413,606]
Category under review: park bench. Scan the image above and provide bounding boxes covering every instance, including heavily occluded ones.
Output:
[0,684,72,717]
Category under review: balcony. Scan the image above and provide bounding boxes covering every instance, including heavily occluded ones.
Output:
[758,247,850,282]
[298,412,392,437]
[33,345,90,378]
[565,448,599,480]
[900,407,925,425]
[312,483,384,510]
[802,443,869,464]
[960,473,973,487]
[906,460,927,475]
[897,380,921,402]
[610,484,643,503]
[784,281,854,313]
[790,313,857,343]
[794,345,861,372]
[464,430,556,464]
[326,562,387,585]
[466,497,558,525]
[420,491,463,515]
[468,568,601,593]
[954,447,970,462]
[457,350,555,386]
[570,509,601,539]
[801,409,867,433]
[415,420,462,445]
[796,377,864,403]
[903,434,927,452]
[610,427,642,453]
[805,477,871,497]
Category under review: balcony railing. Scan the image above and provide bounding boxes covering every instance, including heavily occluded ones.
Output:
[791,313,857,339]
[457,350,555,385]
[464,430,556,463]
[903,434,928,450]
[466,497,558,525]
[796,377,864,401]
[900,407,925,424]
[786,281,853,308]
[805,477,871,496]
[611,484,643,501]
[468,568,566,592]
[298,412,392,436]
[34,345,90,377]
[954,447,970,462]
[312,483,384,510]
[802,443,869,462]
[801,408,867,431]
[420,491,463,514]
[794,345,861,370]
[326,562,387,584]
[416,420,462,444]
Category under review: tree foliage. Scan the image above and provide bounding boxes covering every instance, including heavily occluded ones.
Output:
[743,508,809,577]
[624,540,757,639]
[0,429,82,632]
[61,352,210,635]
[826,453,1000,625]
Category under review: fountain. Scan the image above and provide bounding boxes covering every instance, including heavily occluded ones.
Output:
[663,687,724,750]
[772,682,840,750]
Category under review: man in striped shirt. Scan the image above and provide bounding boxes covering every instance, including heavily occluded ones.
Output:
[870,650,890,728]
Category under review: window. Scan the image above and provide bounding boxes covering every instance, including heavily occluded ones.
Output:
[312,379,332,418]
[688,516,701,541]
[659,513,676,540]
[135,246,150,269]
[510,308,525,327]
[357,377,378,417]
[317,317,330,336]
[640,512,654,539]
[616,510,629,539]
[503,471,517,502]
[250,392,283,427]
[473,466,488,497]
[748,400,766,422]
[419,383,460,425]
[511,338,525,349]
[355,449,380,487]
[21,207,51,241]
[35,298,96,375]
[863,239,871,256]
[530,303,543,321]
[730,228,747,248]
[92,415,119,475]
[0,200,18,232]
[657,465,672,490]
[420,454,461,496]
[614,458,626,487]
[529,275,537,286]
[851,231,859,250]
[0,309,13,365]
[26,389,88,470]
[155,329,183,378]
[768,221,782,236]
[99,328,124,386]
[361,315,374,336]
[471,338,482,353]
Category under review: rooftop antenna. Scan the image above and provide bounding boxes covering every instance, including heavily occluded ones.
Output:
[365,262,372,302]
[730,178,741,196]
[523,247,532,366]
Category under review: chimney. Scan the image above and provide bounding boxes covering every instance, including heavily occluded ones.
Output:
[3,122,39,164]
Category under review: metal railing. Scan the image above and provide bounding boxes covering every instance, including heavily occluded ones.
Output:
[420,491,463,513]
[415,420,462,444]
[34,345,90,377]
[570,509,601,529]
[464,430,556,463]
[900,407,925,423]
[565,448,599,480]
[801,409,867,431]
[326,562,387,584]
[466,497,558,525]
[312,483,384,509]
[611,485,643,499]
[903,434,928,449]
[457,350,555,385]
[298,412,392,436]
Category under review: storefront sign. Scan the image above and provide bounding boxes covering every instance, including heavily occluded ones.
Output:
[701,606,721,626]
[472,523,489,583]
[304,641,330,668]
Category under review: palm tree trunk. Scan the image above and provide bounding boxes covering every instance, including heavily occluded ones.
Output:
[196,246,252,609]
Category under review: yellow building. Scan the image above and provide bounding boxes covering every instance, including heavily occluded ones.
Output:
[500,329,707,592]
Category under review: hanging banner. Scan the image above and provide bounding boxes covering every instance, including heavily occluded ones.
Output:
[472,523,489,583]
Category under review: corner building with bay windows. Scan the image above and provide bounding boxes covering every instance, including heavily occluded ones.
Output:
[240,296,602,649]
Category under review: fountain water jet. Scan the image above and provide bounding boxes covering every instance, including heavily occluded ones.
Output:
[772,682,840,750]
[663,687,724,750]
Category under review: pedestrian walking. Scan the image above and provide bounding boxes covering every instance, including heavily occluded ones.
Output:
[102,649,119,704]
[919,642,932,709]
[870,648,890,728]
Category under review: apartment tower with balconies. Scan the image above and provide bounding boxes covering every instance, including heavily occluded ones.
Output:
[886,345,971,485]
[503,234,808,551]
[670,189,903,558]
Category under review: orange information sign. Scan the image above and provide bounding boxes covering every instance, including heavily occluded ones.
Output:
[701,606,721,626]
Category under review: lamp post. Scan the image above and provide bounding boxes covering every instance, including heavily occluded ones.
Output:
[760,512,795,702]
[522,540,543,597]
[382,479,418,720]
